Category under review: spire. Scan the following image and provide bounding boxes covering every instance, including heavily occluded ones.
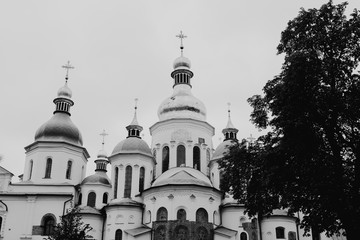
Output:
[126,98,143,138]
[95,130,109,172]
[53,61,75,115]
[222,103,238,141]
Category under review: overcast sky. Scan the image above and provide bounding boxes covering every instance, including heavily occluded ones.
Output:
[1,0,358,178]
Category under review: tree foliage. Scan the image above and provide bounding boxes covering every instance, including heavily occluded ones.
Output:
[45,207,93,240]
[220,1,360,239]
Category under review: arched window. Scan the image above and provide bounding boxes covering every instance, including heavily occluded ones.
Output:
[177,209,186,221]
[139,167,145,192]
[115,229,122,240]
[196,208,208,222]
[114,167,119,199]
[240,232,248,240]
[276,226,285,239]
[87,192,96,207]
[162,146,169,173]
[124,166,132,198]
[177,145,186,167]
[78,193,82,205]
[29,160,33,180]
[65,160,72,179]
[193,146,201,170]
[44,158,52,178]
[42,215,56,235]
[102,192,108,204]
[156,207,168,221]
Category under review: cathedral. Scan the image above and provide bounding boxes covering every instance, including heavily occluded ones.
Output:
[0,37,330,240]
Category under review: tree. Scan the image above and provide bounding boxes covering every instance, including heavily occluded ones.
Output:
[219,1,360,239]
[45,207,93,240]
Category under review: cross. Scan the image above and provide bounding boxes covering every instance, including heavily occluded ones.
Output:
[247,134,256,144]
[176,31,187,55]
[62,61,74,82]
[100,129,108,148]
[134,98,138,110]
[227,102,231,117]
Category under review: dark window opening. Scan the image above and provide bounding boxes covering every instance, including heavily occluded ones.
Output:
[177,145,186,167]
[87,192,96,207]
[124,166,132,198]
[45,158,52,178]
[162,146,169,173]
[139,167,145,192]
[156,207,168,221]
[177,209,186,221]
[193,146,201,170]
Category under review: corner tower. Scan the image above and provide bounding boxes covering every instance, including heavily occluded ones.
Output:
[23,62,90,185]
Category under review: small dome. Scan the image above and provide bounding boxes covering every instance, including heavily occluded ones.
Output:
[81,172,111,185]
[157,85,207,121]
[152,167,213,188]
[111,137,152,157]
[35,112,83,146]
[212,140,235,160]
[57,83,72,98]
[97,149,108,158]
[173,56,191,69]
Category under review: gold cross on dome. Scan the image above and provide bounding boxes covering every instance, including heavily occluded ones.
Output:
[100,129,108,147]
[62,61,74,82]
[176,31,187,55]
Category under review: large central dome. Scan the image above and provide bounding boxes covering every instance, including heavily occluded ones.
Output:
[157,85,207,121]
[157,54,206,121]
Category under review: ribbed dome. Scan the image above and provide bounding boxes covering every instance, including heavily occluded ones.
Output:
[173,56,191,69]
[111,137,152,157]
[157,85,207,121]
[35,112,83,146]
[81,172,111,185]
[152,167,213,187]
[212,140,235,160]
[57,83,72,98]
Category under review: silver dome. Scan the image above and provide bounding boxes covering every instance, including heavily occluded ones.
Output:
[81,172,111,185]
[111,137,152,157]
[57,83,72,98]
[34,112,83,146]
[173,56,191,69]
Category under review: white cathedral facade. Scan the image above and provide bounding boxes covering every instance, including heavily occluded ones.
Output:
[0,45,332,240]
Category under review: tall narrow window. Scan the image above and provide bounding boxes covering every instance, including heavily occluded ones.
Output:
[162,146,169,173]
[177,209,186,221]
[43,215,56,235]
[193,146,201,170]
[66,161,72,179]
[114,167,119,199]
[78,193,82,205]
[156,207,168,221]
[139,167,145,192]
[115,229,122,240]
[0,216,2,232]
[196,208,208,222]
[87,192,96,207]
[177,145,186,167]
[124,166,132,198]
[44,158,52,178]
[29,160,33,180]
[276,227,285,239]
[206,149,210,175]
[102,192,108,204]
